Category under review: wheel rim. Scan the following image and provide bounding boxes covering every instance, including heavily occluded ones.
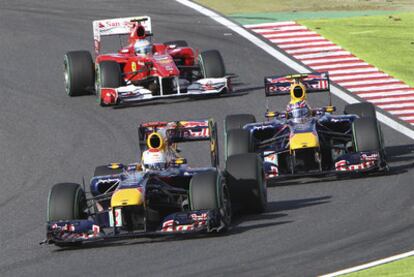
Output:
[95,65,102,104]
[64,59,70,95]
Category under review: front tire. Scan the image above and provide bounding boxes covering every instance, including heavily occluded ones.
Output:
[189,171,231,229]
[47,183,87,221]
[352,117,381,152]
[64,51,94,96]
[198,50,226,78]
[225,153,267,213]
[95,61,122,105]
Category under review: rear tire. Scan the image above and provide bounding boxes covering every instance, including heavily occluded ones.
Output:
[64,51,94,96]
[225,114,256,133]
[225,153,267,213]
[47,183,87,221]
[353,117,381,152]
[199,50,225,78]
[226,129,253,160]
[344,102,376,119]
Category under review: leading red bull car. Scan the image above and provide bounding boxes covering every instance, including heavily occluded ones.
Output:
[43,119,266,246]
[64,16,231,106]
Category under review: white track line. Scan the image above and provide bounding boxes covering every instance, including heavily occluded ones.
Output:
[295,51,352,59]
[312,62,370,70]
[175,0,414,139]
[370,96,414,104]
[286,46,342,55]
[340,78,400,86]
[304,57,361,65]
[348,84,409,92]
[254,25,308,33]
[270,36,325,44]
[320,250,414,276]
[264,31,319,39]
[245,21,296,28]
[331,73,390,81]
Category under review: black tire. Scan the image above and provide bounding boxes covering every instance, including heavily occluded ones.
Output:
[198,50,225,78]
[95,61,122,105]
[64,51,94,96]
[94,165,123,177]
[47,183,87,221]
[344,102,376,119]
[189,171,220,210]
[225,153,267,213]
[225,114,256,133]
[226,129,253,160]
[97,61,122,88]
[189,171,231,230]
[164,40,188,47]
[352,117,381,152]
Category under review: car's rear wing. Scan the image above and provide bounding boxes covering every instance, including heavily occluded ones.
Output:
[138,119,219,166]
[93,16,152,55]
[264,72,330,97]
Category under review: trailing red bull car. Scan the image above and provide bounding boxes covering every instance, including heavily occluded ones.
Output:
[44,119,266,246]
[224,72,388,180]
[64,16,231,106]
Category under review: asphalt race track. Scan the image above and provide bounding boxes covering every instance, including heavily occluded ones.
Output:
[1,1,414,276]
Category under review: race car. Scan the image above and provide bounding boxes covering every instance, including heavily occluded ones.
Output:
[44,119,266,246]
[63,16,231,106]
[224,72,388,180]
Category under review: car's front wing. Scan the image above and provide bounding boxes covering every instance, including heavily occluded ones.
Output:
[43,209,223,247]
[100,77,230,105]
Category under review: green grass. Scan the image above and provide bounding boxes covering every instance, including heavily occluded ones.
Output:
[299,12,414,87]
[195,0,414,13]
[196,1,414,87]
[343,255,414,276]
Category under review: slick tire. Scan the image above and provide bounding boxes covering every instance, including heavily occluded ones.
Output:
[96,61,122,88]
[199,50,226,78]
[163,40,188,47]
[225,153,267,214]
[64,51,94,96]
[189,170,231,230]
[47,183,87,221]
[225,114,256,133]
[94,165,123,177]
[225,129,253,160]
[189,171,221,210]
[344,102,376,119]
[95,61,122,105]
[352,117,381,152]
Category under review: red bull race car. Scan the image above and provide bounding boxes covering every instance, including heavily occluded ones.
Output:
[44,119,266,246]
[224,73,388,181]
[64,16,231,106]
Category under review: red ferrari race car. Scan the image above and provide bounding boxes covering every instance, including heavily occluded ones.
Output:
[64,16,231,106]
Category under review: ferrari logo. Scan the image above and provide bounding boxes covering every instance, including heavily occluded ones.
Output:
[131,62,137,72]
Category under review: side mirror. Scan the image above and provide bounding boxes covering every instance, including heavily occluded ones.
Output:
[107,163,125,170]
[265,111,279,119]
[324,106,336,113]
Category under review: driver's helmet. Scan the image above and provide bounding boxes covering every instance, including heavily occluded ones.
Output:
[287,100,311,121]
[142,149,167,171]
[134,39,152,55]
